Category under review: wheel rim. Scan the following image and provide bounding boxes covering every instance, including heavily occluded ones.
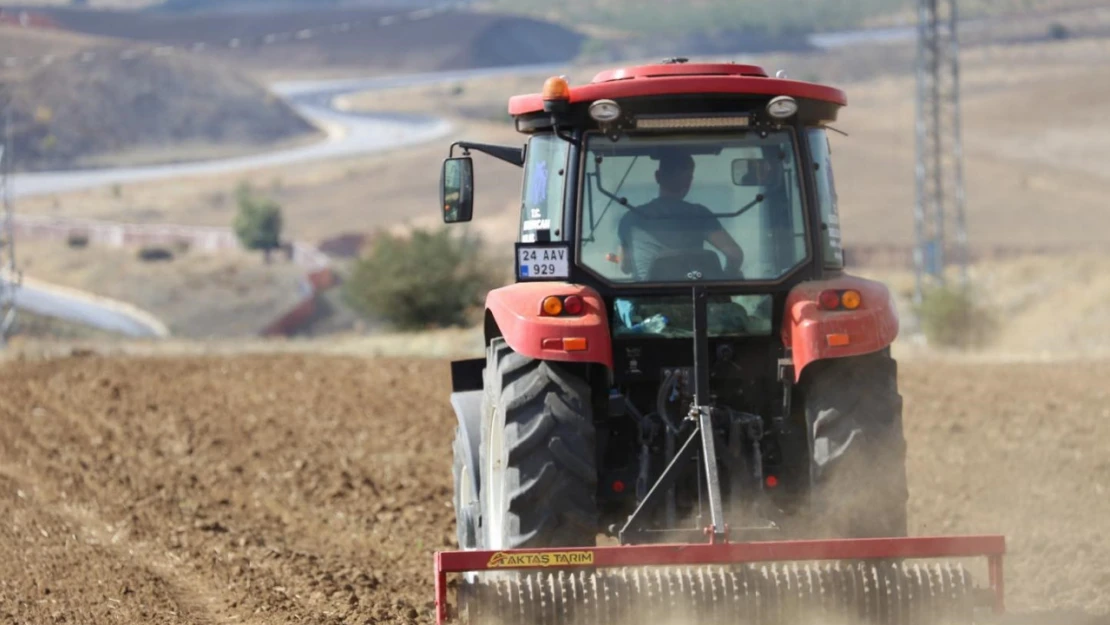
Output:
[484,403,507,551]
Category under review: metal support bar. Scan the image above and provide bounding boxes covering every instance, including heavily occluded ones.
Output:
[664,423,676,526]
[697,407,727,541]
[690,285,727,541]
[618,425,701,544]
[450,141,524,167]
[691,286,710,406]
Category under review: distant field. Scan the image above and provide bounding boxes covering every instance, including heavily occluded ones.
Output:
[341,29,1110,253]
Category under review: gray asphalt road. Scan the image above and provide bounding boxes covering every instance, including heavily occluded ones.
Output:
[15,283,167,338]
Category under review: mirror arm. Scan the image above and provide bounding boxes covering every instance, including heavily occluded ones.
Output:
[553,122,582,149]
[450,141,524,167]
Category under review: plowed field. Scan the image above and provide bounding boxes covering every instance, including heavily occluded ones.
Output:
[0,353,1108,623]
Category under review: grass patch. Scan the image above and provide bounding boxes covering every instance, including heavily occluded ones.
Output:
[914,282,998,350]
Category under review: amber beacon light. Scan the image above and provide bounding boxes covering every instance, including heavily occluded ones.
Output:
[542,76,571,113]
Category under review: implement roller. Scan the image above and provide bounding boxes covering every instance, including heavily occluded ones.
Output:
[438,537,1006,624]
[434,58,1007,624]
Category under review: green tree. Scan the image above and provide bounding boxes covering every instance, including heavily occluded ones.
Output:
[232,182,283,263]
[342,226,502,330]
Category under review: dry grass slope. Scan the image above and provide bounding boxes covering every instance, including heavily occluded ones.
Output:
[4,51,320,172]
[26,6,585,79]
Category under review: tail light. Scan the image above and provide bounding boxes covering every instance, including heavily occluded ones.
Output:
[542,296,564,316]
[541,295,587,316]
[563,295,584,315]
[819,289,862,311]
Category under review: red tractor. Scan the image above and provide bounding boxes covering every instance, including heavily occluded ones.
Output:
[434,59,1005,624]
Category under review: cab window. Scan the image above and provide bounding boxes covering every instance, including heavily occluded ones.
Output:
[579,130,808,284]
[806,128,844,269]
[519,134,569,243]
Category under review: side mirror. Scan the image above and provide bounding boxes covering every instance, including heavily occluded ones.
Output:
[731,157,769,186]
[441,157,474,224]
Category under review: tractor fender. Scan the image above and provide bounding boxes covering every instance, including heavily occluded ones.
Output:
[485,282,613,370]
[782,273,899,381]
[450,390,483,492]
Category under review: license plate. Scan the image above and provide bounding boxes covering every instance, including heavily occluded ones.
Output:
[517,245,570,280]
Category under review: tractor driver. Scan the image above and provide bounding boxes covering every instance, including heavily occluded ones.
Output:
[616,151,745,281]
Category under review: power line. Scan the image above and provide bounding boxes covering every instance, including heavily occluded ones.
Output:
[913,0,969,305]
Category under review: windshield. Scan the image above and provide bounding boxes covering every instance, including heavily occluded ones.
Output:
[579,130,808,284]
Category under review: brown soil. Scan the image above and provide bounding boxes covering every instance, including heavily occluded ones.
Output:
[0,352,1107,623]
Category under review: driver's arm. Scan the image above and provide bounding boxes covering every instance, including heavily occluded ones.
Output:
[617,213,635,275]
[618,244,634,274]
[698,205,743,271]
[708,228,744,269]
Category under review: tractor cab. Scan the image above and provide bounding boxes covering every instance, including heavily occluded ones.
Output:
[441,62,852,386]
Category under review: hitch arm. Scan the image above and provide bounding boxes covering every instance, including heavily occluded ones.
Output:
[618,286,729,545]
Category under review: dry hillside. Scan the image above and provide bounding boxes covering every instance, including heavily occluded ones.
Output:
[2,49,320,172]
[20,5,585,79]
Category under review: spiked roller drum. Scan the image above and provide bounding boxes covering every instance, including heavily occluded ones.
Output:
[434,536,1007,625]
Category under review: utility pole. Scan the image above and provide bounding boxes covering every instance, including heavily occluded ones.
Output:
[0,101,18,344]
[913,0,968,305]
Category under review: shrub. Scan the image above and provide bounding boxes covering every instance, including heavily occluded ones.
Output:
[66,231,90,248]
[137,246,174,262]
[1048,21,1071,40]
[232,181,283,262]
[342,227,502,330]
[914,282,996,349]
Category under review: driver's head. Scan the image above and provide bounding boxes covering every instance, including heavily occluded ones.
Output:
[655,152,695,199]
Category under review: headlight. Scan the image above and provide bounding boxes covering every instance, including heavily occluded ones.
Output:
[589,99,622,123]
[766,96,798,119]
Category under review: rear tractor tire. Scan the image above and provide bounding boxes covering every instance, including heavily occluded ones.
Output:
[478,338,599,550]
[804,347,909,538]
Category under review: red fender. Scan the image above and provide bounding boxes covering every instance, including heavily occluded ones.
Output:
[485,282,613,370]
[782,274,900,381]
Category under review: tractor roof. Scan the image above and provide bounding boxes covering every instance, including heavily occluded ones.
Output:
[507,63,847,117]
